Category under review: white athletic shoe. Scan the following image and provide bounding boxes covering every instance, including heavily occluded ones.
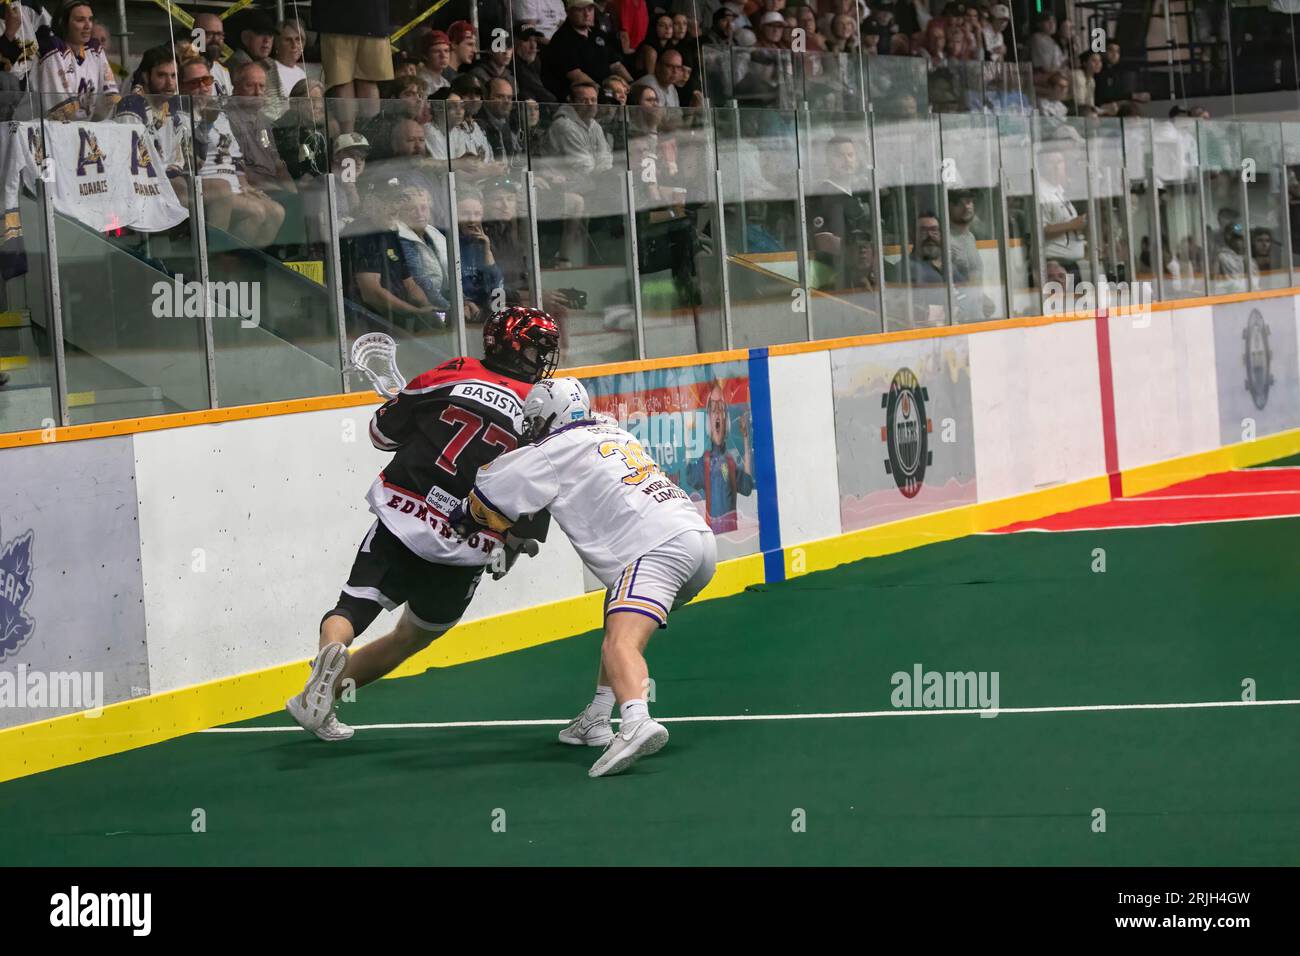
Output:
[558,709,614,747]
[285,643,350,739]
[285,694,355,742]
[587,718,669,778]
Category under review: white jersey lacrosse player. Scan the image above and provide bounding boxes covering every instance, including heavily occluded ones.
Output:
[452,377,717,777]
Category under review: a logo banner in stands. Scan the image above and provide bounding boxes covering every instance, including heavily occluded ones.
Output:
[581,360,759,587]
[831,336,978,530]
[1213,298,1300,445]
[0,121,188,236]
[0,436,149,729]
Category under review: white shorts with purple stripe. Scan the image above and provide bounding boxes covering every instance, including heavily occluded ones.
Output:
[604,529,717,627]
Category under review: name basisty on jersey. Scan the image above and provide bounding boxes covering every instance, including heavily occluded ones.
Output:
[364,357,540,567]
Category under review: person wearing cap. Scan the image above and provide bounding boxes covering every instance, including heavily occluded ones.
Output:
[753,10,788,49]
[329,131,369,229]
[447,20,478,76]
[542,0,633,103]
[417,30,453,95]
[516,0,569,40]
[512,24,557,102]
[702,7,737,46]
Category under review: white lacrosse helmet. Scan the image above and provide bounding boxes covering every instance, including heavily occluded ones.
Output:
[522,377,591,440]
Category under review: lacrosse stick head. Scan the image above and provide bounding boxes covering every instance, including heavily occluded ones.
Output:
[347,333,407,397]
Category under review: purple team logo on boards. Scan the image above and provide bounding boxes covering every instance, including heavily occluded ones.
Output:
[0,522,35,662]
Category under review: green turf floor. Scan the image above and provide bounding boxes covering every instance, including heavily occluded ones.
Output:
[1248,452,1300,467]
[3,511,1298,865]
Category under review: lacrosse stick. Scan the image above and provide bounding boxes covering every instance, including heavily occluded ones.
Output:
[346,333,407,397]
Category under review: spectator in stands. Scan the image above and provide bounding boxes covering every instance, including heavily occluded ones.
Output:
[455,187,505,323]
[446,21,477,79]
[1037,70,1071,118]
[345,178,442,327]
[392,181,450,314]
[518,0,569,41]
[788,6,825,51]
[1072,51,1109,116]
[547,79,613,173]
[827,14,861,54]
[425,86,496,178]
[1251,227,1275,277]
[1037,148,1087,277]
[915,18,947,71]
[114,45,188,203]
[314,0,393,133]
[513,25,555,103]
[638,45,686,108]
[468,32,513,88]
[416,30,452,96]
[609,0,649,65]
[805,135,875,292]
[1029,11,1065,77]
[0,0,47,80]
[601,73,630,104]
[184,56,284,247]
[481,75,526,165]
[330,131,369,230]
[1095,41,1150,108]
[947,187,994,319]
[702,7,736,46]
[191,12,232,95]
[754,11,788,49]
[1215,220,1258,290]
[35,1,119,119]
[635,12,674,77]
[982,4,1010,62]
[229,10,274,71]
[228,61,297,231]
[391,74,432,124]
[274,78,328,181]
[543,0,632,103]
[889,211,949,325]
[1043,257,1070,295]
[894,0,931,39]
[272,20,308,106]
[483,179,532,306]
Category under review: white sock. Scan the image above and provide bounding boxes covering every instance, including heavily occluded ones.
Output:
[586,685,615,717]
[620,698,650,725]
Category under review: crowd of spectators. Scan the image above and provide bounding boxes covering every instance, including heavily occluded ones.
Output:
[0,0,1292,365]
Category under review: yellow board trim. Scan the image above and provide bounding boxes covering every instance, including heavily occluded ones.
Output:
[1120,428,1300,498]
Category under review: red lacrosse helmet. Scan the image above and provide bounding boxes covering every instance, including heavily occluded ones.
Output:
[482,307,560,383]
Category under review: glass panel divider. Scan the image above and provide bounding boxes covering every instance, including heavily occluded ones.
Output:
[191,176,220,408]
[447,170,468,357]
[322,173,349,392]
[37,177,70,427]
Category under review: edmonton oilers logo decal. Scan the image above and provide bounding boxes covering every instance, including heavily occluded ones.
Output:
[0,521,35,662]
[1242,308,1273,411]
[881,368,932,499]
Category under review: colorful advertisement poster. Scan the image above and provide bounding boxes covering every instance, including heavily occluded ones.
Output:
[1213,298,1300,446]
[580,360,759,588]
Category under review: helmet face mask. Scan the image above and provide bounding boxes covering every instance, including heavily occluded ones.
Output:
[482,307,561,384]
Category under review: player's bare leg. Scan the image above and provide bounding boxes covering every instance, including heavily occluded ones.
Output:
[587,611,670,777]
[338,611,447,691]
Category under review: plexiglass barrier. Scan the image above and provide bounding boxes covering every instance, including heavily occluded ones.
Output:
[1,84,1298,435]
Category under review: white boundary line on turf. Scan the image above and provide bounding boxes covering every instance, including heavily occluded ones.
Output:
[200,698,1300,733]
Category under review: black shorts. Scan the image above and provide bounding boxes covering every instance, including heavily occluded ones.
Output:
[327,520,484,635]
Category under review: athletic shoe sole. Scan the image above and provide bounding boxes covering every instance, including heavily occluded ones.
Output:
[558,724,615,747]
